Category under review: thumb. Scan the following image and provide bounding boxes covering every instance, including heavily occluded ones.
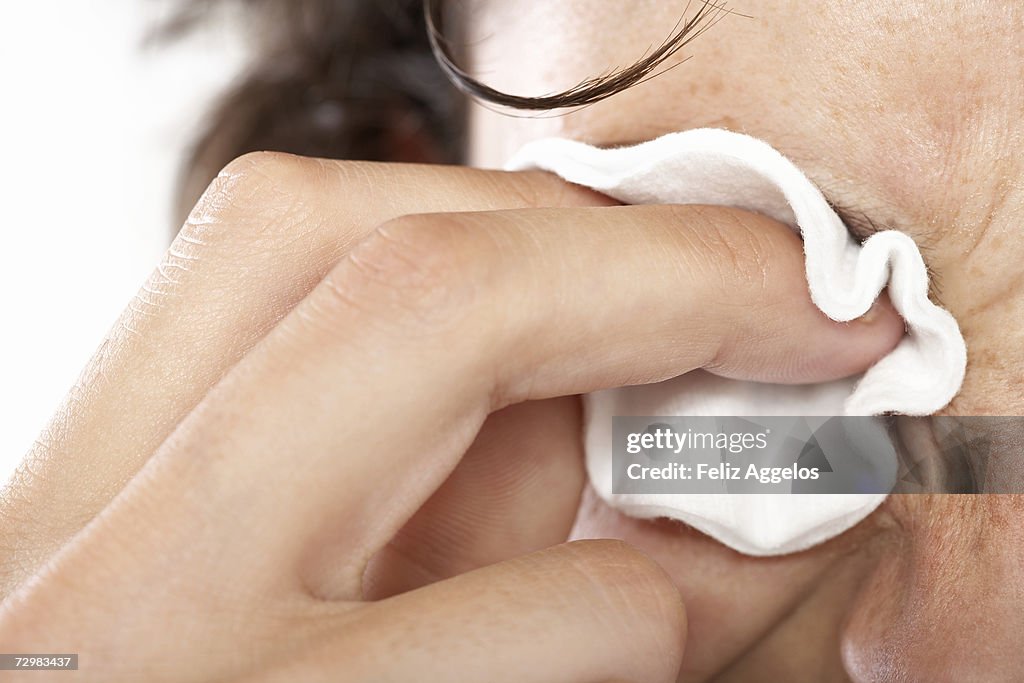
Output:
[270,540,686,683]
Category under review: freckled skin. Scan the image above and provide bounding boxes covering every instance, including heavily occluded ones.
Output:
[468,1,1024,679]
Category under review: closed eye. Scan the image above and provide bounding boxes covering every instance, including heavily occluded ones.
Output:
[830,201,884,242]
[828,197,946,304]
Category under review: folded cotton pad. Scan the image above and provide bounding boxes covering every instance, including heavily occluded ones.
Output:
[505,128,967,556]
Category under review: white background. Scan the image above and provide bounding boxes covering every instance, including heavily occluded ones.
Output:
[0,2,251,482]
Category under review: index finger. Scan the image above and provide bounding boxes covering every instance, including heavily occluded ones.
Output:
[94,202,903,596]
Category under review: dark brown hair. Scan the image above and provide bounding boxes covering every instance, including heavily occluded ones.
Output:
[169,0,726,220]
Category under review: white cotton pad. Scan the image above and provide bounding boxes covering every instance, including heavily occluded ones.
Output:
[505,129,967,556]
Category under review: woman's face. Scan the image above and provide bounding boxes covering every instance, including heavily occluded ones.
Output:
[467,2,1024,680]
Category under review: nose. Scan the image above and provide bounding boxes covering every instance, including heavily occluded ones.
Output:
[840,495,1024,682]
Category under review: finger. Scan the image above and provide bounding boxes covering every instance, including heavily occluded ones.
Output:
[0,158,613,595]
[104,203,903,594]
[361,396,585,600]
[258,540,686,683]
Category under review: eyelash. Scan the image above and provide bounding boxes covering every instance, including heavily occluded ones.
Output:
[424,0,738,112]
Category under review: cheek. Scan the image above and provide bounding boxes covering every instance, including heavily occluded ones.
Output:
[938,277,1024,415]
[841,495,1024,681]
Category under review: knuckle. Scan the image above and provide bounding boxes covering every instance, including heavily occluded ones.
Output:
[718,229,764,288]
[218,149,300,182]
[503,169,616,208]
[563,539,674,591]
[321,213,489,331]
[498,170,547,208]
[673,206,791,370]
[682,205,780,295]
[561,539,687,648]
[179,151,324,250]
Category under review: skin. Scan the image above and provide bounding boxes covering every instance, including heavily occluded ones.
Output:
[468,0,1024,680]
[0,157,902,682]
[0,1,1018,682]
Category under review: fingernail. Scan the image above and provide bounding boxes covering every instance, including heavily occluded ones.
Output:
[860,301,882,324]
[859,293,895,325]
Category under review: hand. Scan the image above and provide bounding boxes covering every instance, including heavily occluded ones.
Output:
[0,153,903,681]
